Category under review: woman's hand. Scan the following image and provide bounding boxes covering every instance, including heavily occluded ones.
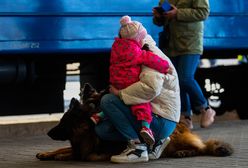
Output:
[164,4,177,20]
[109,85,120,96]
[152,8,162,18]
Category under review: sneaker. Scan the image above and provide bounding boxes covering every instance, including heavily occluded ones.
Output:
[90,114,101,124]
[110,141,148,163]
[140,127,155,145]
[200,107,216,128]
[180,116,194,129]
[148,137,170,160]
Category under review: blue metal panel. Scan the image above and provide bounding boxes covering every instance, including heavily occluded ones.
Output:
[209,0,248,14]
[0,15,157,53]
[0,0,156,14]
[204,15,248,49]
[204,0,248,50]
[0,0,247,53]
[0,0,158,53]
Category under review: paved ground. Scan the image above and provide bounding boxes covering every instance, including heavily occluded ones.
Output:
[0,118,248,168]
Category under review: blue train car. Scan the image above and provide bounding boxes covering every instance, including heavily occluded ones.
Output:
[0,0,247,116]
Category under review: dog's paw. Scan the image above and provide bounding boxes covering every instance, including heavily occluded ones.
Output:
[174,150,197,158]
[174,151,186,158]
[36,152,54,160]
[214,144,234,156]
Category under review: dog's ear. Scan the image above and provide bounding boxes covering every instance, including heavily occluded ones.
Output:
[79,83,97,103]
[83,83,94,93]
[69,97,80,109]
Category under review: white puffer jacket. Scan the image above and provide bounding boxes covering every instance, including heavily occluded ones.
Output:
[120,35,181,122]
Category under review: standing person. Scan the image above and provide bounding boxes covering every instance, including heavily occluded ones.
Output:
[91,15,170,146]
[95,33,181,163]
[152,0,215,129]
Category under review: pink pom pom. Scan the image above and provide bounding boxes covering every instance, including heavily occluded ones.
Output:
[120,15,131,26]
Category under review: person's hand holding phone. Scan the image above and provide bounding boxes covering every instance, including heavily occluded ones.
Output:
[164,4,177,20]
[153,0,173,18]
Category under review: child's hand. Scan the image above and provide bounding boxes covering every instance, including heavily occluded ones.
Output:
[167,66,173,75]
[109,85,120,96]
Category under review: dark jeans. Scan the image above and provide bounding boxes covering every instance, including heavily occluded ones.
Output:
[95,94,176,143]
[170,54,208,117]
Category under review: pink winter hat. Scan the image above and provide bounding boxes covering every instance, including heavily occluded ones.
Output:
[119,15,147,43]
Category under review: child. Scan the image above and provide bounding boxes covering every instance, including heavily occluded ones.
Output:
[90,15,170,145]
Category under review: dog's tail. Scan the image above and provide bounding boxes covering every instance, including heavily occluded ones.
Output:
[181,136,234,157]
[172,122,234,157]
[203,139,234,157]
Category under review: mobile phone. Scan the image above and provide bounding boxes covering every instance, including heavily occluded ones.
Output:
[154,6,165,15]
[154,1,172,14]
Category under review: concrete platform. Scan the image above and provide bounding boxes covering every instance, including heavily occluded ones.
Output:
[0,116,248,168]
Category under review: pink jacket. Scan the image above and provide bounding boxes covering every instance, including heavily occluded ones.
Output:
[110,38,169,89]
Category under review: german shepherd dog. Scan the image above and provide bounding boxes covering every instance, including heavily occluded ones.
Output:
[36,83,233,161]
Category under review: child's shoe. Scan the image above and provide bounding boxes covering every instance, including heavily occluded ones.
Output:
[140,127,155,145]
[90,114,101,124]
